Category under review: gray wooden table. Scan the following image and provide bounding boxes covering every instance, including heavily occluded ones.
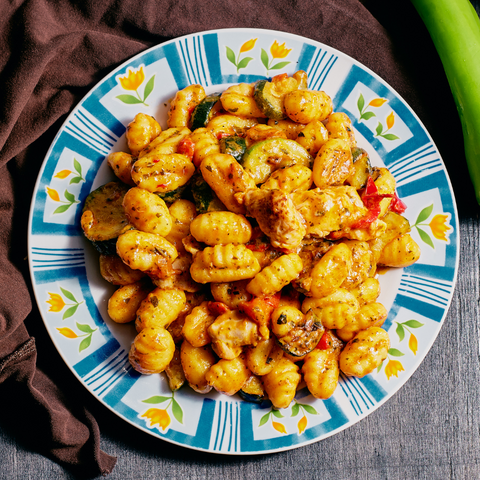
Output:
[3,2,480,479]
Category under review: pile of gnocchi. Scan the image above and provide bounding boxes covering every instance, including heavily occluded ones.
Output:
[81,71,421,409]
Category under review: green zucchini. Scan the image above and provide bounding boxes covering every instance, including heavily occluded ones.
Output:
[191,172,225,214]
[242,138,313,184]
[190,92,222,131]
[411,0,480,204]
[347,147,372,189]
[219,135,246,164]
[80,182,132,255]
[157,184,187,203]
[276,310,324,358]
[253,79,285,120]
[238,375,268,403]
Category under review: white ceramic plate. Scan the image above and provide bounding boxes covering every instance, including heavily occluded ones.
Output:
[28,28,459,454]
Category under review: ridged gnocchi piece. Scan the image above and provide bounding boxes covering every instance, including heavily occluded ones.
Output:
[245,337,284,376]
[164,199,197,253]
[205,355,251,396]
[138,127,191,157]
[131,153,195,194]
[164,345,185,391]
[339,326,390,377]
[182,302,217,347]
[210,280,251,309]
[260,165,313,193]
[180,340,216,394]
[284,90,333,124]
[267,118,306,139]
[126,113,161,156]
[336,301,388,342]
[310,243,353,298]
[135,287,186,332]
[129,327,175,374]
[116,230,178,278]
[168,84,206,128]
[340,240,374,289]
[122,187,173,236]
[295,119,329,156]
[208,309,260,359]
[378,233,421,268]
[200,153,257,214]
[107,151,136,186]
[167,290,207,342]
[107,280,152,324]
[350,277,381,306]
[312,138,354,188]
[244,124,287,147]
[206,114,258,139]
[302,333,342,399]
[262,357,301,409]
[325,112,356,147]
[221,83,266,118]
[190,212,252,246]
[243,188,306,250]
[190,244,261,284]
[246,253,303,298]
[188,128,220,167]
[99,254,146,285]
[301,288,360,330]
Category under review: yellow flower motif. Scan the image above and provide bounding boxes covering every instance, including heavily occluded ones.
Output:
[272,421,287,434]
[118,66,145,91]
[409,333,418,355]
[54,170,72,179]
[141,408,171,431]
[385,359,405,380]
[386,111,395,130]
[298,415,307,435]
[368,98,388,107]
[46,292,65,312]
[240,38,257,53]
[57,327,78,339]
[270,40,292,59]
[429,214,452,241]
[46,187,60,202]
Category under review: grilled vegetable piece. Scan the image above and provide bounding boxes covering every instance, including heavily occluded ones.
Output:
[80,182,131,255]
[242,138,313,185]
[190,92,222,130]
[346,147,373,189]
[238,374,268,403]
[219,135,246,164]
[190,172,225,214]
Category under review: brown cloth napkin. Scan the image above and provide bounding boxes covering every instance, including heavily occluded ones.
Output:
[0,0,458,477]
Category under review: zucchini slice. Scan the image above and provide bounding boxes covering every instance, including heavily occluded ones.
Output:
[276,310,324,358]
[346,147,372,189]
[253,79,285,120]
[219,135,246,164]
[238,374,268,403]
[80,182,132,255]
[157,184,188,203]
[242,138,313,184]
[190,92,222,131]
[191,172,225,214]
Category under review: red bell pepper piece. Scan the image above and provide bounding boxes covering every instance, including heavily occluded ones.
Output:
[207,301,230,316]
[177,137,195,160]
[317,331,332,350]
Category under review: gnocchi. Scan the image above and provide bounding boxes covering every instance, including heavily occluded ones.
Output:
[82,71,421,412]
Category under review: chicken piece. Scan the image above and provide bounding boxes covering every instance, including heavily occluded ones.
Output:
[243,189,306,250]
[291,186,367,238]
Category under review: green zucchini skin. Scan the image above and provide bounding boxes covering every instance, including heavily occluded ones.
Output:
[81,181,131,255]
[411,0,480,203]
[190,172,224,214]
[253,79,284,120]
[242,138,313,184]
[190,92,222,130]
[219,135,247,164]
[157,184,187,203]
